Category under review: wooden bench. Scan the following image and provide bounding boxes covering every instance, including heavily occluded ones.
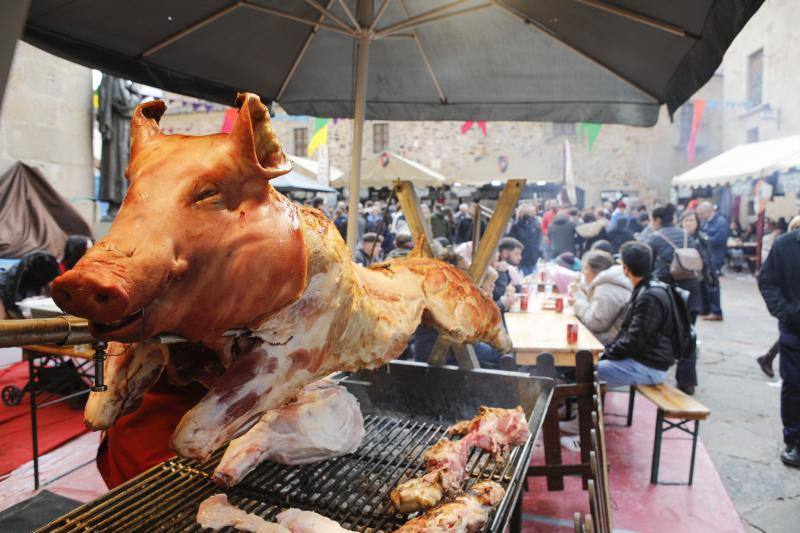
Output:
[626,383,710,485]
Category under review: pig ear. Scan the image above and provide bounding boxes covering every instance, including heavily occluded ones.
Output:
[230,92,292,179]
[130,99,166,150]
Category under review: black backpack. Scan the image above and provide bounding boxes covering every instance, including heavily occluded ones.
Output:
[651,283,697,362]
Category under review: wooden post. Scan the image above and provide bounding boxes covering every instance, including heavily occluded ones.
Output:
[394,180,434,258]
[428,179,525,367]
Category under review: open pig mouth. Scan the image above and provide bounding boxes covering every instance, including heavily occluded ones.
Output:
[89,308,146,340]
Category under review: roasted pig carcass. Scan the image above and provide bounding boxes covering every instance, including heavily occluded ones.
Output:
[391,407,527,513]
[448,406,530,460]
[196,494,354,533]
[52,92,509,461]
[197,494,289,532]
[394,480,505,533]
[213,380,364,486]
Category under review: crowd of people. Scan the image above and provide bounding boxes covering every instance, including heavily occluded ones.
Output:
[307,193,800,465]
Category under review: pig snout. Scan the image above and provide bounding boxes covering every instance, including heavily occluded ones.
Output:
[52,270,131,323]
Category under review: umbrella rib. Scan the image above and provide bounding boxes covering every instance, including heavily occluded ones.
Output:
[375,3,493,39]
[276,0,338,101]
[336,0,361,31]
[303,0,358,32]
[141,1,242,57]
[490,0,660,103]
[373,0,473,38]
[369,0,394,33]
[572,0,698,39]
[399,0,447,104]
[242,1,356,37]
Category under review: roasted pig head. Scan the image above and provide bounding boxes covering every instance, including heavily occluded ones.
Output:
[52,94,306,344]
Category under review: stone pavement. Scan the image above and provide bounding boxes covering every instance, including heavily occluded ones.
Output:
[685,275,800,533]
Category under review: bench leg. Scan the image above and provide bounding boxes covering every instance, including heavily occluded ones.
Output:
[650,409,664,484]
[689,420,700,485]
[626,386,636,427]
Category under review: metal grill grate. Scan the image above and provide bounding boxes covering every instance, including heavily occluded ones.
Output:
[38,414,529,532]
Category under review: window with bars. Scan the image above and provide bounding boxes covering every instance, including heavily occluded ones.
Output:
[373,123,389,153]
[747,49,763,106]
[294,128,309,156]
[552,122,575,137]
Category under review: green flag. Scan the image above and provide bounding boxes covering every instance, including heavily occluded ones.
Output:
[578,122,602,152]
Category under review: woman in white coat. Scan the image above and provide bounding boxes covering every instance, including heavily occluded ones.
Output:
[568,250,633,346]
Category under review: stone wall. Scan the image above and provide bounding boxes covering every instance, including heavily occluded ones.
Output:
[0,41,94,222]
[720,0,800,148]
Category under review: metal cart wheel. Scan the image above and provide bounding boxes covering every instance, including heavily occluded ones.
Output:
[2,384,23,406]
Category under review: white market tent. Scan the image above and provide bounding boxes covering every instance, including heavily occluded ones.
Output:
[672,134,800,189]
[332,151,445,188]
[289,154,345,185]
[452,149,553,186]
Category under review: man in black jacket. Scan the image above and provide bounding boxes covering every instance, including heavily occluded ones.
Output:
[492,237,523,303]
[598,241,676,387]
[759,229,800,467]
[508,204,542,276]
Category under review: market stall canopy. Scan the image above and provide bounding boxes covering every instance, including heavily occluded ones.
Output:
[22,0,764,127]
[0,162,93,259]
[451,149,553,186]
[272,170,336,193]
[672,134,800,189]
[332,151,445,188]
[289,154,344,185]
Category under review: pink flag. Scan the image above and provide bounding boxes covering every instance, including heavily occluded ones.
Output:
[687,99,707,164]
[220,108,237,133]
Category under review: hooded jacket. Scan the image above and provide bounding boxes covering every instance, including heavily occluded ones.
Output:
[572,265,632,345]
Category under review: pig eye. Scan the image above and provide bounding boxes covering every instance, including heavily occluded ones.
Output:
[194,186,221,205]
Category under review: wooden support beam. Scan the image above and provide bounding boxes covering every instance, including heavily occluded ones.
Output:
[428,179,525,367]
[468,179,525,283]
[394,180,434,258]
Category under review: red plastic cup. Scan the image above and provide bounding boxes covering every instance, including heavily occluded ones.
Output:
[567,323,579,344]
[520,293,529,311]
[555,296,564,313]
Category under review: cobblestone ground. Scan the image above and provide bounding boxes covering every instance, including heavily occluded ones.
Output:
[684,275,800,533]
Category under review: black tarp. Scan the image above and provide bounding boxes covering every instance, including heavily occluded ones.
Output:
[0,162,93,259]
[22,1,764,127]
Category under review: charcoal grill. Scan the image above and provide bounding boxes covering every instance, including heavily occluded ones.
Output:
[37,360,553,532]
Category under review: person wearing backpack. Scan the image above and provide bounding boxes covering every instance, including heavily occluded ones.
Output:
[598,242,678,388]
[647,204,704,395]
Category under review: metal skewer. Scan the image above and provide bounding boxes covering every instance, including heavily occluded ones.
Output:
[0,317,251,391]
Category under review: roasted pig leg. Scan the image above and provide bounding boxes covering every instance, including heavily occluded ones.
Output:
[213,381,364,486]
[394,480,505,532]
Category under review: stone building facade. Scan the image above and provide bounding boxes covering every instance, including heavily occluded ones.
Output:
[0,41,94,222]
[718,0,799,149]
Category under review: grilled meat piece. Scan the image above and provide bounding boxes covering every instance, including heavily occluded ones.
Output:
[448,406,529,459]
[213,381,364,486]
[196,494,288,532]
[394,481,505,532]
[276,508,355,532]
[392,406,528,514]
[196,494,355,532]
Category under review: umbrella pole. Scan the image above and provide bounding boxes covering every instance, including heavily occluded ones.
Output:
[346,0,372,258]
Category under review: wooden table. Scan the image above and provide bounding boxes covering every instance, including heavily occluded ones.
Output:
[505,305,604,366]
